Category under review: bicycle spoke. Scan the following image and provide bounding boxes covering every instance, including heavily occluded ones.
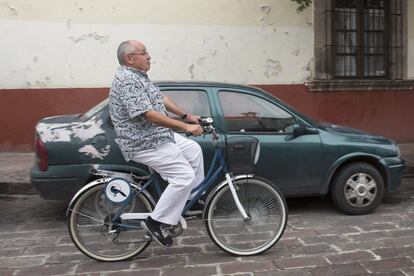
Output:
[68,209,107,224]
[205,178,287,256]
[68,183,153,261]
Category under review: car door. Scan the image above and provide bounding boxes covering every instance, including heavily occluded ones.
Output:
[160,87,218,174]
[215,89,324,195]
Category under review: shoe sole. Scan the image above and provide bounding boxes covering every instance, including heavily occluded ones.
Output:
[140,221,171,248]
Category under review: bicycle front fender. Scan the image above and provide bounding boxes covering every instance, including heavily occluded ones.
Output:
[66,177,156,218]
[202,174,254,220]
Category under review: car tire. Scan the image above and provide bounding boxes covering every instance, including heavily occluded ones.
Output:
[331,162,384,215]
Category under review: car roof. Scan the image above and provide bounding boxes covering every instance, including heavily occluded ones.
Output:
[155,80,284,109]
[155,81,262,91]
[81,80,316,127]
[154,81,317,126]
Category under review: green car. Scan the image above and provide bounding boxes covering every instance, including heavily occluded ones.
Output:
[31,82,405,215]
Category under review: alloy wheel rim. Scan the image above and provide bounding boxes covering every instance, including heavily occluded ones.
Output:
[344,173,377,208]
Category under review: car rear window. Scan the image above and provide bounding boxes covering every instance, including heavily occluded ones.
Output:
[80,99,108,121]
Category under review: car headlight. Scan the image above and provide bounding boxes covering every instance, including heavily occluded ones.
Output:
[393,142,401,157]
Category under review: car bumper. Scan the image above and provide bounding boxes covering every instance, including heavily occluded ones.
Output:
[31,163,149,201]
[31,164,93,201]
[381,157,405,193]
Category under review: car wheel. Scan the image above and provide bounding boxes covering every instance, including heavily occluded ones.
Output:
[331,162,384,215]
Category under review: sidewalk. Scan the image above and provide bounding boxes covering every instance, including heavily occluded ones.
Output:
[0,152,35,195]
[1,143,414,195]
[400,143,414,176]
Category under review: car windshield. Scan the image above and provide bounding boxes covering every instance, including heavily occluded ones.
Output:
[250,87,318,127]
[80,99,108,121]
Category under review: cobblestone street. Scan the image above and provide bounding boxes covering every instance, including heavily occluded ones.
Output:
[0,179,413,276]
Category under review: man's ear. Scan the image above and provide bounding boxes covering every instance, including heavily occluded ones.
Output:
[124,54,132,65]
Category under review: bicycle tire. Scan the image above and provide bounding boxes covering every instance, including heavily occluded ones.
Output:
[205,177,287,256]
[67,182,154,262]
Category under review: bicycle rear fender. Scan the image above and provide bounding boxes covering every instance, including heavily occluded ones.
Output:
[202,174,254,220]
[66,177,156,217]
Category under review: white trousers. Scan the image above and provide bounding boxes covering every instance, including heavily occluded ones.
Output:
[131,133,204,225]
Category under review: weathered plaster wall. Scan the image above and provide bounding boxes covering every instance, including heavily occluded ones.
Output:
[0,0,313,89]
[408,0,414,79]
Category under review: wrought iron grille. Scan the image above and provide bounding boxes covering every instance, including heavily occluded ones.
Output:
[330,0,403,79]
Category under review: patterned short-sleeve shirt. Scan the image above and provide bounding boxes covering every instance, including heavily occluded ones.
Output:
[109,66,174,161]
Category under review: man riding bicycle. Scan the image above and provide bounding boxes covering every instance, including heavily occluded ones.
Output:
[109,40,204,247]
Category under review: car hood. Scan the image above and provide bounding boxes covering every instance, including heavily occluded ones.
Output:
[319,122,393,145]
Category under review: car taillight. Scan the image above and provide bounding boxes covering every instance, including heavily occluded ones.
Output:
[35,135,48,171]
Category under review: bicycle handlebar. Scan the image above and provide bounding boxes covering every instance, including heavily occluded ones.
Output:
[185,117,220,142]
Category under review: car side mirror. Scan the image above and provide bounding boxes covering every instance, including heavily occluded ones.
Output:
[292,123,307,136]
[292,123,319,137]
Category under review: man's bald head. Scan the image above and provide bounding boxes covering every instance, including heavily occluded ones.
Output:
[117,40,151,72]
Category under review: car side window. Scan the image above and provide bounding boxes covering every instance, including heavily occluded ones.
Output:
[162,90,211,119]
[218,91,296,133]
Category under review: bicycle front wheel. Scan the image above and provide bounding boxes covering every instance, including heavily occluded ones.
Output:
[205,177,287,256]
[67,182,154,262]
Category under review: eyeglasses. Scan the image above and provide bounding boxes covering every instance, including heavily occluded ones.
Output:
[129,51,150,57]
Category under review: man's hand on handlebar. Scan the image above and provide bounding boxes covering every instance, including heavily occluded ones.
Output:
[185,124,203,136]
[185,113,201,124]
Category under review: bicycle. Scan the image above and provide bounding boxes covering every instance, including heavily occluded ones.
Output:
[66,117,288,262]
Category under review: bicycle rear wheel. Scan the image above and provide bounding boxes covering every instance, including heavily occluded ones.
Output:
[67,182,154,262]
[205,177,287,256]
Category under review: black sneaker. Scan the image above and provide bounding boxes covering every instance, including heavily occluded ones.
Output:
[141,217,173,247]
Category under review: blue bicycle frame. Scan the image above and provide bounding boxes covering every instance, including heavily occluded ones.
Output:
[107,118,250,228]
[131,142,229,216]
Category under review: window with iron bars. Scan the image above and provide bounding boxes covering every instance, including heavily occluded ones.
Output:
[313,0,407,85]
[334,0,388,78]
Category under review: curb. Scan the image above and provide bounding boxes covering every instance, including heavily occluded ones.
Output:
[0,182,36,196]
[403,165,414,179]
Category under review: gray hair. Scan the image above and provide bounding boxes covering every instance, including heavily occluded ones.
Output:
[117,41,135,65]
